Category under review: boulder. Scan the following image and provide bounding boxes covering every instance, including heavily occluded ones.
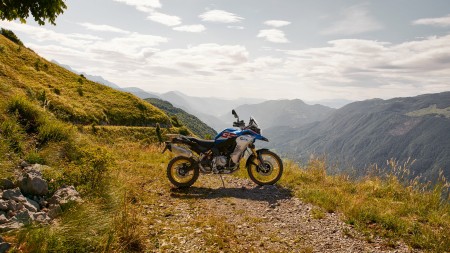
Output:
[2,188,26,202]
[33,212,51,223]
[47,204,62,219]
[0,200,8,211]
[0,221,22,232]
[24,198,40,212]
[48,186,81,206]
[17,168,48,196]
[7,200,23,212]
[0,241,11,253]
[13,209,34,224]
[0,179,15,190]
[0,214,8,224]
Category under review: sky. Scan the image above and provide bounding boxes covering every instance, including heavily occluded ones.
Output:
[1,0,450,101]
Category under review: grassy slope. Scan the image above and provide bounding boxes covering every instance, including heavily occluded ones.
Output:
[0,35,170,127]
[1,33,449,252]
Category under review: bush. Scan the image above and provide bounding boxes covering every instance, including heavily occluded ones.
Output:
[0,117,25,153]
[1,28,24,46]
[6,95,42,133]
[37,118,72,146]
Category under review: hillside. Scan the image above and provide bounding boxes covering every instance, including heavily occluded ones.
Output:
[145,97,217,138]
[0,31,449,252]
[222,99,334,130]
[160,91,266,131]
[266,92,450,179]
[0,34,170,127]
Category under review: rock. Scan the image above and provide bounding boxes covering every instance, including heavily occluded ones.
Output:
[0,179,15,190]
[24,198,40,212]
[20,160,30,168]
[17,168,48,196]
[48,186,81,206]
[0,214,8,224]
[7,200,23,212]
[13,209,34,224]
[0,200,8,211]
[0,221,22,232]
[47,204,62,219]
[2,188,26,202]
[0,241,11,253]
[33,212,51,223]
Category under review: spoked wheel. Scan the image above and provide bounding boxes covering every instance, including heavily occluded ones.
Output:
[167,156,199,188]
[247,150,283,185]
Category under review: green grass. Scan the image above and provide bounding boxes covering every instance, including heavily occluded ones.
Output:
[407,104,450,118]
[280,159,450,252]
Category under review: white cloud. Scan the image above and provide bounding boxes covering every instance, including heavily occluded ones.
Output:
[264,20,291,28]
[321,4,382,35]
[282,35,450,94]
[413,14,450,27]
[113,0,161,13]
[173,24,206,33]
[199,10,244,23]
[257,29,289,43]
[147,11,181,26]
[79,22,130,34]
[227,26,245,30]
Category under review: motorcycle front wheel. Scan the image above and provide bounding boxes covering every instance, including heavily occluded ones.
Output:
[167,156,199,188]
[247,150,283,186]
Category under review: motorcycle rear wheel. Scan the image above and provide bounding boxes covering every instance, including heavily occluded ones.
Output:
[167,156,199,188]
[247,150,283,185]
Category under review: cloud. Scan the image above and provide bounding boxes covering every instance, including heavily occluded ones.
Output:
[199,10,244,23]
[321,4,382,35]
[281,35,450,92]
[147,11,181,26]
[173,24,206,33]
[113,0,161,13]
[264,20,291,28]
[413,14,450,27]
[227,26,245,30]
[257,29,289,43]
[79,22,130,34]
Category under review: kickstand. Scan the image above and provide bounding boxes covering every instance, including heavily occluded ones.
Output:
[219,174,226,188]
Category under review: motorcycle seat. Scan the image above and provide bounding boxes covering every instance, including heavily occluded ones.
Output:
[188,137,215,149]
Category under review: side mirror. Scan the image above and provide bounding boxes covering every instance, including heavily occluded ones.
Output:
[232,109,238,119]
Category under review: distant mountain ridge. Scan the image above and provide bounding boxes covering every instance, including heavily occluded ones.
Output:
[223,99,334,130]
[266,92,450,180]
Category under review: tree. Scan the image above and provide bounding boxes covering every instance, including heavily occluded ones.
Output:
[0,0,67,25]
[155,123,163,144]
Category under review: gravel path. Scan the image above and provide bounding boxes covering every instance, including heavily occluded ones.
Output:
[145,175,415,252]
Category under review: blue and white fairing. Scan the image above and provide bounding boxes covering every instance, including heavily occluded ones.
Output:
[214,128,268,144]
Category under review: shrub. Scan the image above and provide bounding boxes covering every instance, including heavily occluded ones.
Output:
[6,95,42,133]
[37,118,72,146]
[1,28,24,46]
[25,151,46,164]
[77,86,83,96]
[0,118,25,153]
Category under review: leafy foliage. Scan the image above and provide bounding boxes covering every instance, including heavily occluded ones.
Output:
[0,0,67,25]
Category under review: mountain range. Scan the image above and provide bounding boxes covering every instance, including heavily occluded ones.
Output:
[265,92,450,180]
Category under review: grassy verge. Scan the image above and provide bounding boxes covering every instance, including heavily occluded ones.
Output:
[279,159,450,252]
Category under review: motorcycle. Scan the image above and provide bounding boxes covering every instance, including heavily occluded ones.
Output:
[163,109,283,188]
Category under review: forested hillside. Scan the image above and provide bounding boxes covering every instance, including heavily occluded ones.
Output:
[267,92,450,179]
[146,97,217,138]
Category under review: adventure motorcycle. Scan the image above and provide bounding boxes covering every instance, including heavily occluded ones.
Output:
[163,109,283,188]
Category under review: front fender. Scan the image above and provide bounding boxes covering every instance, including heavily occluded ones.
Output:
[245,148,269,168]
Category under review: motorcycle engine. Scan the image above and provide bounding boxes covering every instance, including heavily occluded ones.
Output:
[213,156,227,167]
